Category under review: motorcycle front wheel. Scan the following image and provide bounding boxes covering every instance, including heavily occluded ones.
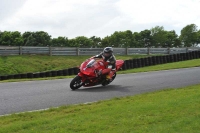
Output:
[70,76,82,90]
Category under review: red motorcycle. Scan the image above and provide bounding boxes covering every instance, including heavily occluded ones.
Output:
[70,58,124,90]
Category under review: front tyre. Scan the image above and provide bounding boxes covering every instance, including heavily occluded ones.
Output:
[70,76,82,90]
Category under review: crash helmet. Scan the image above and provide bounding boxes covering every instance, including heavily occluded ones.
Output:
[103,47,113,58]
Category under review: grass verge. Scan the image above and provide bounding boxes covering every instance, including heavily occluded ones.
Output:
[0,84,200,133]
[0,55,149,76]
[1,58,200,83]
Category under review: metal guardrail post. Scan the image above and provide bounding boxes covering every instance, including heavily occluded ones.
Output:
[126,47,128,55]
[49,46,52,56]
[76,47,79,55]
[186,47,188,53]
[148,47,150,55]
[168,47,170,54]
[19,46,22,55]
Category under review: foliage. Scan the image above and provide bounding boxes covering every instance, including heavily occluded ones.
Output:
[180,24,199,47]
[22,31,51,46]
[51,36,68,47]
[0,24,200,47]
[0,31,23,46]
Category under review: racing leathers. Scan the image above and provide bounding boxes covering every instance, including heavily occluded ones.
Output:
[92,52,116,80]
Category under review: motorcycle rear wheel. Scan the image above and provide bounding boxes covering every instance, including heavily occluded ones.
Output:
[70,76,82,90]
[102,72,116,86]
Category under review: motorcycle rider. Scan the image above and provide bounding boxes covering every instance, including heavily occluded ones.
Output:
[91,47,116,81]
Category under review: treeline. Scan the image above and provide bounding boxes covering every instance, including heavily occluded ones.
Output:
[0,24,200,48]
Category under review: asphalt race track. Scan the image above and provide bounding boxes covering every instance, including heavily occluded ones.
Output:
[0,67,200,115]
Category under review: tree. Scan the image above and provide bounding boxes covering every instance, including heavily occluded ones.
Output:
[104,30,134,48]
[0,31,12,46]
[139,30,152,47]
[68,36,92,47]
[11,31,24,46]
[164,30,180,47]
[123,30,134,48]
[51,36,69,46]
[150,26,168,47]
[34,31,51,46]
[0,31,2,45]
[0,31,23,46]
[180,24,198,47]
[101,36,112,47]
[109,31,124,47]
[22,32,39,46]
[132,32,143,47]
[68,38,77,47]
[197,30,200,46]
[22,31,51,46]
[89,36,102,48]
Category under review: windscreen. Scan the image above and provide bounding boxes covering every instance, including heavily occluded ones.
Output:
[86,59,96,68]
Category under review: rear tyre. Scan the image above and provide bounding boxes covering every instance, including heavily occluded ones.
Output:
[70,76,82,90]
[102,72,116,86]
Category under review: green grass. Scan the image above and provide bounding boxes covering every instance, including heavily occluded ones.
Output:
[0,55,149,76]
[0,84,200,133]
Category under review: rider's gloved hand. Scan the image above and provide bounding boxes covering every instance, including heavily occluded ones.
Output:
[90,56,95,59]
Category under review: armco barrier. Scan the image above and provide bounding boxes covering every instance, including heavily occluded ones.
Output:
[1,50,200,81]
[51,71,58,77]
[14,74,21,79]
[152,56,157,65]
[7,75,14,79]
[198,50,200,58]
[63,69,69,76]
[27,73,33,78]
[1,75,7,80]
[185,53,191,60]
[144,58,149,66]
[148,57,153,66]
[132,59,137,68]
[57,70,64,76]
[178,53,181,61]
[122,60,126,70]
[21,73,27,79]
[126,60,131,69]
[68,68,74,75]
[33,73,40,78]
[40,72,46,78]
[129,59,134,69]
[45,71,52,77]
[141,58,145,67]
[156,56,161,64]
[73,67,79,75]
